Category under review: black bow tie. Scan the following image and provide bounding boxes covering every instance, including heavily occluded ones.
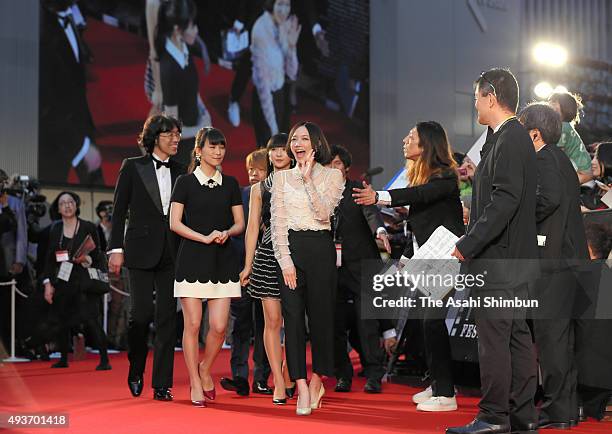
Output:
[151,155,171,170]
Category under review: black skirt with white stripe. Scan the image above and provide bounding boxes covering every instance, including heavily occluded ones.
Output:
[247,227,281,299]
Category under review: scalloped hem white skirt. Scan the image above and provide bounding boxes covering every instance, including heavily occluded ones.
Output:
[174,280,241,299]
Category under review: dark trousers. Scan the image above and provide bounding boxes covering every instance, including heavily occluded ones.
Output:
[333,298,366,380]
[252,85,290,149]
[334,264,385,381]
[420,296,455,397]
[127,239,176,389]
[229,287,271,383]
[230,51,251,103]
[280,231,337,380]
[52,287,108,357]
[474,285,538,427]
[531,270,577,424]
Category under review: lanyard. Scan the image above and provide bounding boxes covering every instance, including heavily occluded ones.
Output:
[59,219,80,255]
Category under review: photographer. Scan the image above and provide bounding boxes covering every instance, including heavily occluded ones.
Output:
[0,169,28,351]
[42,191,111,371]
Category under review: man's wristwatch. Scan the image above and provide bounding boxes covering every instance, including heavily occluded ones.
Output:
[374,191,379,203]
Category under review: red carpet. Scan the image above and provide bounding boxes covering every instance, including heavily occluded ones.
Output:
[1,350,610,434]
[83,19,369,188]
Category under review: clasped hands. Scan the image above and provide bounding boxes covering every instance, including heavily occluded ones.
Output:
[203,230,230,245]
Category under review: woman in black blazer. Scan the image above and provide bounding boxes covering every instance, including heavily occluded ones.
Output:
[42,191,111,371]
[354,121,464,412]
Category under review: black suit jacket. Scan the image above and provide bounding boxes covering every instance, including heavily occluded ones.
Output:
[39,6,94,181]
[388,169,465,247]
[43,219,105,284]
[109,156,186,269]
[535,144,589,271]
[336,180,384,268]
[457,119,539,289]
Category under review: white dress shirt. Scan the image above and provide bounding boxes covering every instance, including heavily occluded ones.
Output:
[153,152,172,216]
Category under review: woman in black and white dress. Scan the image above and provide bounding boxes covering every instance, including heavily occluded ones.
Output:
[169,127,244,407]
[240,133,293,404]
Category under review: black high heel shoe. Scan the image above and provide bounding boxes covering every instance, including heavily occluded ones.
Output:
[273,397,287,405]
[285,385,296,399]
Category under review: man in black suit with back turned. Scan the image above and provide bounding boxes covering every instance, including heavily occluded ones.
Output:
[449,69,540,434]
[108,115,186,401]
[518,103,590,430]
[39,0,103,185]
[328,145,396,394]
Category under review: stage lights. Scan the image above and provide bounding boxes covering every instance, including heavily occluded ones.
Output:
[533,42,568,67]
[534,82,569,99]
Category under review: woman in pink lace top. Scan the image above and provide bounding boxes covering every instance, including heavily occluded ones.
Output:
[270,121,345,415]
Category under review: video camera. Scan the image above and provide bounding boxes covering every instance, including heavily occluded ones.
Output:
[1,173,47,226]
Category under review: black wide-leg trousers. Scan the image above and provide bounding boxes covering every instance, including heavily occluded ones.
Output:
[279,230,337,381]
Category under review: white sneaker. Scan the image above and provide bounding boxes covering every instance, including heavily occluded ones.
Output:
[412,385,433,404]
[228,101,240,127]
[416,396,458,412]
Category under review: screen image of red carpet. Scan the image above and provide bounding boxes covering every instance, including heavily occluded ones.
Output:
[1,350,610,434]
[75,19,369,187]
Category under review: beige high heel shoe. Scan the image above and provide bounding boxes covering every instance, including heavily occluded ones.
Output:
[296,391,312,416]
[310,384,325,410]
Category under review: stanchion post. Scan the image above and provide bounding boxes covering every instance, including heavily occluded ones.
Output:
[2,280,30,362]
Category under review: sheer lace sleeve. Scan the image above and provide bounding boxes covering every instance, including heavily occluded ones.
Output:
[303,167,345,222]
[270,171,293,270]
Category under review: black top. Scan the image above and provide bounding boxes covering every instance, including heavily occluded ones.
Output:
[43,219,106,285]
[535,144,589,270]
[171,172,242,233]
[170,171,242,283]
[389,169,465,247]
[260,174,273,229]
[456,119,539,289]
[159,46,199,126]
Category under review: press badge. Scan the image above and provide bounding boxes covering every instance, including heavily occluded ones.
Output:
[55,250,70,262]
[57,261,73,282]
[335,243,342,267]
[537,235,547,247]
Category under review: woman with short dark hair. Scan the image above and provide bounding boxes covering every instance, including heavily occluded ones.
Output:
[169,127,245,407]
[42,191,111,371]
[270,121,344,415]
[155,0,211,165]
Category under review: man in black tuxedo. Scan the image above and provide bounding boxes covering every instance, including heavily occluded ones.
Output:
[518,103,590,429]
[449,69,539,434]
[39,0,103,185]
[328,145,396,394]
[108,115,186,401]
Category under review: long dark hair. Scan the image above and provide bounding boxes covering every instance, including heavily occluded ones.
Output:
[154,0,197,60]
[286,121,332,165]
[189,127,226,173]
[408,121,457,186]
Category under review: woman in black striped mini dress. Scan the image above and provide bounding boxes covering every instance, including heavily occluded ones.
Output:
[240,133,293,404]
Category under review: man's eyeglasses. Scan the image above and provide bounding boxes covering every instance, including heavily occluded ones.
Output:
[159,131,182,139]
[479,71,497,97]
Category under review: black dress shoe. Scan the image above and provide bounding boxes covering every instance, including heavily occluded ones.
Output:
[128,376,143,397]
[51,360,68,368]
[569,419,577,427]
[96,361,112,371]
[153,388,173,401]
[364,378,382,394]
[220,377,250,396]
[510,422,538,434]
[446,419,511,434]
[335,378,352,392]
[252,381,273,395]
[537,421,570,430]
